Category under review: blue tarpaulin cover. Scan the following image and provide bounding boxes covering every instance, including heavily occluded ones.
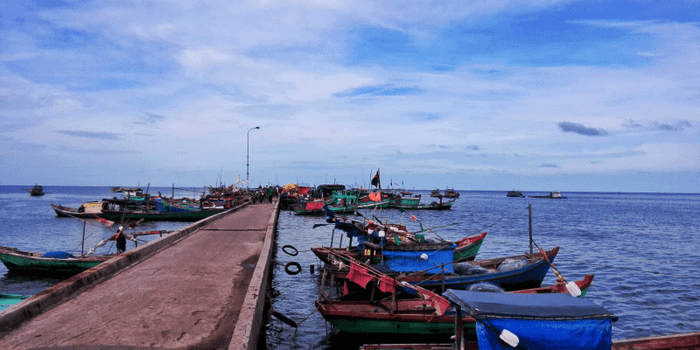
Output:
[443,289,614,350]
[41,251,75,259]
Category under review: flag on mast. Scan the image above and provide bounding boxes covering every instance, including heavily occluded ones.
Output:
[371,169,381,189]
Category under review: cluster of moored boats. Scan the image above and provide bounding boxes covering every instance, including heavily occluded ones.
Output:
[283,184,459,215]
[1,185,262,278]
[295,205,699,350]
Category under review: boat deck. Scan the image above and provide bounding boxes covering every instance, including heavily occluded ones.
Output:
[0,202,278,350]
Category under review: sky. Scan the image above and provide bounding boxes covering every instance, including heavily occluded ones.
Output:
[1,1,699,193]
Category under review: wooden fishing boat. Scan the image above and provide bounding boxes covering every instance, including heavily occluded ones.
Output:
[394,199,455,210]
[52,202,105,219]
[0,293,30,312]
[318,275,595,337]
[311,232,487,265]
[54,198,226,222]
[506,190,524,197]
[398,247,559,292]
[0,246,112,277]
[360,331,700,350]
[530,191,566,199]
[96,208,226,222]
[293,199,327,215]
[30,184,44,196]
[430,189,441,197]
[356,283,610,349]
[443,188,459,198]
[316,253,595,337]
[23,184,45,196]
[328,247,559,293]
[612,332,700,350]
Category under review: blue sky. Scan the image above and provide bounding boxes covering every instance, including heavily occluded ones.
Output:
[1,0,699,192]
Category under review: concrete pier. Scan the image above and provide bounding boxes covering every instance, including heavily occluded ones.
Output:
[0,202,279,350]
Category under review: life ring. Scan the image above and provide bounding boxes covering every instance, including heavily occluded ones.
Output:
[285,262,301,275]
[282,245,298,256]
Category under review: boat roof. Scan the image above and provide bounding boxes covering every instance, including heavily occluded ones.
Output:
[443,289,613,320]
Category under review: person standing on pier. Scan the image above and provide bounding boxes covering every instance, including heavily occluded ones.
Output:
[116,226,127,254]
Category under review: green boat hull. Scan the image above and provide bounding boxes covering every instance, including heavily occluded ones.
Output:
[325,317,476,336]
[97,208,226,222]
[453,239,484,261]
[0,246,110,277]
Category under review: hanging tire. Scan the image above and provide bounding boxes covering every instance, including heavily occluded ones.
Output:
[282,245,298,256]
[285,262,301,275]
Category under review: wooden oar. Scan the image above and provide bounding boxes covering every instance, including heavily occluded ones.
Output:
[532,240,581,297]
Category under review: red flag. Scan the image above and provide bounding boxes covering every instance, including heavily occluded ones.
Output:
[371,170,381,189]
[410,214,417,222]
[378,275,396,293]
[347,261,374,288]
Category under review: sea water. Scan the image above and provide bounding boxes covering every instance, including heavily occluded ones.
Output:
[263,191,700,349]
[2,187,699,349]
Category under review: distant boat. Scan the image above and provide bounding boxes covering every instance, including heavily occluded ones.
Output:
[394,198,455,210]
[24,184,45,196]
[530,191,566,199]
[430,189,441,197]
[506,190,525,197]
[443,188,459,198]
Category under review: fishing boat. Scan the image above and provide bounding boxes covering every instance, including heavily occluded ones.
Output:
[397,247,559,292]
[54,197,227,222]
[359,329,700,350]
[23,184,45,196]
[110,186,143,193]
[0,246,112,277]
[612,332,700,350]
[356,284,611,348]
[430,189,441,197]
[311,231,487,265]
[0,226,170,277]
[443,188,459,198]
[52,202,105,219]
[530,191,566,199]
[506,190,524,198]
[316,251,596,337]
[319,277,596,337]
[328,247,559,293]
[96,207,226,222]
[394,199,455,210]
[0,293,30,312]
[358,275,700,350]
[293,199,327,215]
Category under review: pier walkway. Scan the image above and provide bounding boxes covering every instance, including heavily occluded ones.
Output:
[0,202,279,350]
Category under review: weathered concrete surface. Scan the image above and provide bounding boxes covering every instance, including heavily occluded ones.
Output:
[0,202,278,350]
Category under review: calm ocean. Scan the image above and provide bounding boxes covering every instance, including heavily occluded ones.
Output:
[2,187,699,349]
[264,190,700,349]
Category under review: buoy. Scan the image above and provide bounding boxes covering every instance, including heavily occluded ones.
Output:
[282,245,298,256]
[284,262,301,275]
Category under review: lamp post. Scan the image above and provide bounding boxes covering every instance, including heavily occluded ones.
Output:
[246,126,260,190]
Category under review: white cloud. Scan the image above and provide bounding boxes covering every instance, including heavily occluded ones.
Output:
[2,1,699,191]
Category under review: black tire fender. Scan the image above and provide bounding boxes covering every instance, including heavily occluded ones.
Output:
[282,245,298,256]
[284,261,301,275]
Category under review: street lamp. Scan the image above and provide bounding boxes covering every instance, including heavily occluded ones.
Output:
[246,126,260,190]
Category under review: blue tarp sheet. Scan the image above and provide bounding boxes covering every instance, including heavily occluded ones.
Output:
[444,289,614,350]
[475,318,611,350]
